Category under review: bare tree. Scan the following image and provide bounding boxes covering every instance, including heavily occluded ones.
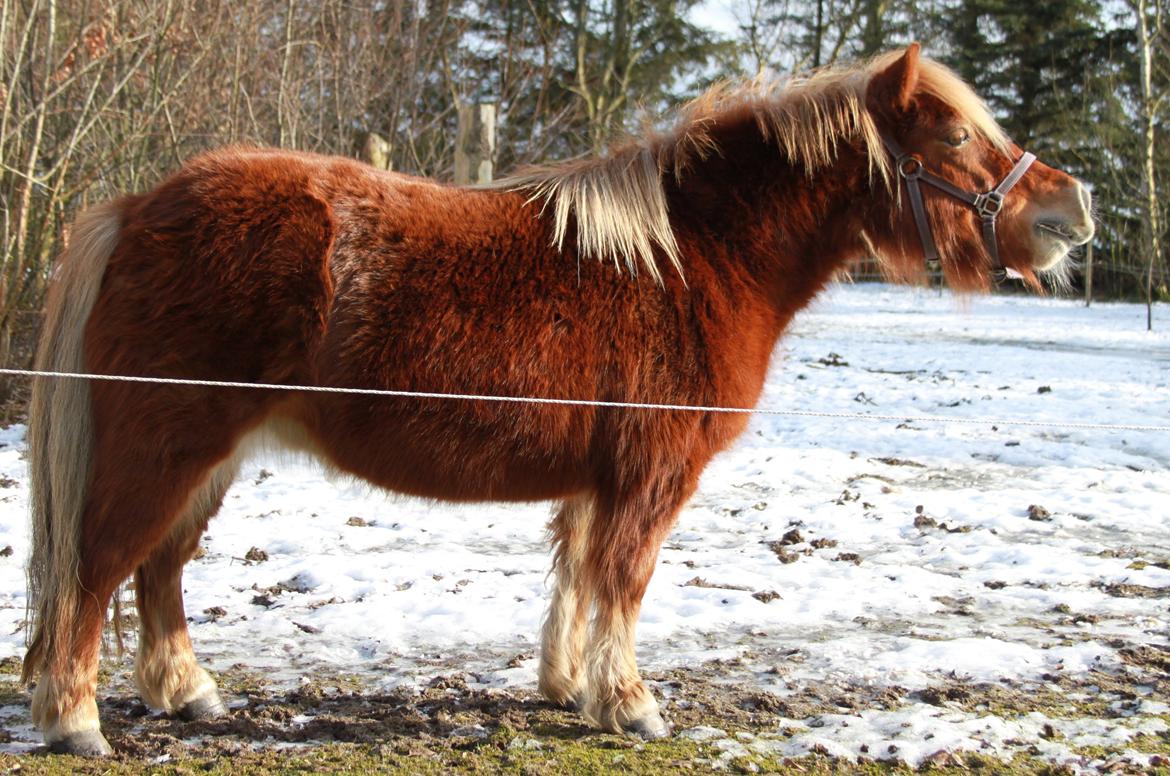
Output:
[1131,0,1166,329]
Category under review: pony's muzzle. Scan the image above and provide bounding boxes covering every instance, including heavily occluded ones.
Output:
[1033,181,1094,252]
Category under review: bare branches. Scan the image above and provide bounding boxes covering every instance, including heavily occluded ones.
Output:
[1,0,1160,366]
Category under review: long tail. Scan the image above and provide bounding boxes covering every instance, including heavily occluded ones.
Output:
[22,200,124,684]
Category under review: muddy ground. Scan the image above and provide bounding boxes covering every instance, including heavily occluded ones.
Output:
[1,647,1167,774]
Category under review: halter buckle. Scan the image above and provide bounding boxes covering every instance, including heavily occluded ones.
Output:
[975,191,1005,218]
[897,156,923,179]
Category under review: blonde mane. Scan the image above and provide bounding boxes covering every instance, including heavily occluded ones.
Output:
[499,52,1008,283]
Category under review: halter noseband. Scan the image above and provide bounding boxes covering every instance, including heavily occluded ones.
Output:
[882,135,1036,283]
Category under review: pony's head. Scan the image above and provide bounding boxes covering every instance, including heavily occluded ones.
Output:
[863,44,1094,291]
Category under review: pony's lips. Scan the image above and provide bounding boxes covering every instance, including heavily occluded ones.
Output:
[1032,222,1077,270]
[1035,221,1074,247]
[1036,219,1094,248]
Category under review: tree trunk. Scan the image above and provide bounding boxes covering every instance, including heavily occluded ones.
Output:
[278,0,297,148]
[1135,0,1161,330]
[813,0,824,68]
[862,0,887,57]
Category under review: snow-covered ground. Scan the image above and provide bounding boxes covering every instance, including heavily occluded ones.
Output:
[1,283,1167,768]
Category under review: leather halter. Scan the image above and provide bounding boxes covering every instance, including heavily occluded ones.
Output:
[882,134,1036,283]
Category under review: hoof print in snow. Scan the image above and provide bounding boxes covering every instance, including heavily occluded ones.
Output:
[1027,504,1052,522]
[203,606,227,621]
[254,468,274,484]
[871,456,925,468]
[763,542,800,564]
[835,489,859,505]
[833,552,861,565]
[817,352,849,367]
[346,516,369,527]
[810,537,838,549]
[506,652,533,668]
[917,685,971,706]
[752,590,781,603]
[428,674,468,691]
[1037,385,1052,394]
[251,594,276,608]
[244,547,269,563]
[1093,581,1170,600]
[684,576,751,592]
[914,514,938,530]
[984,580,1007,590]
[778,528,803,545]
[294,621,321,634]
[277,574,317,594]
[933,595,974,616]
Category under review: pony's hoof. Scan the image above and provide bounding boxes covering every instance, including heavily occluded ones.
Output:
[178,690,228,721]
[539,682,585,711]
[622,711,672,740]
[47,730,113,757]
[552,689,586,712]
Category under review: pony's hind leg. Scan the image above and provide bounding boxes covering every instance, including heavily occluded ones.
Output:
[134,460,239,720]
[28,384,264,755]
[579,474,695,739]
[27,577,112,755]
[539,494,594,708]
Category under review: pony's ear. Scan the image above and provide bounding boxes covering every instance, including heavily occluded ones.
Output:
[869,43,921,115]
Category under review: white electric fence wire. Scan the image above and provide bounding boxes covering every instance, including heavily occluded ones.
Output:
[2,368,1166,433]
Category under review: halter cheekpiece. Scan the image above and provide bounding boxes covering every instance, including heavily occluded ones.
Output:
[882,134,1036,283]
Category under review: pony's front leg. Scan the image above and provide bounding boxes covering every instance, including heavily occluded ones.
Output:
[539,495,594,708]
[580,475,695,739]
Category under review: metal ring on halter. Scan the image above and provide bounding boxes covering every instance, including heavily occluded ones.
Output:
[975,191,1005,218]
[898,156,923,178]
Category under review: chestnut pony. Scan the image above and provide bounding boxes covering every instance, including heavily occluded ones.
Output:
[23,45,1092,754]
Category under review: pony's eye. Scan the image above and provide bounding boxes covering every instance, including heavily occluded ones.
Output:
[946,128,971,148]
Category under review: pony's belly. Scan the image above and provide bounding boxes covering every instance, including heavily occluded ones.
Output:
[330,438,589,502]
[283,399,593,503]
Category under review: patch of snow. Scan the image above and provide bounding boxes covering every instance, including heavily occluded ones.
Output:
[1,284,1167,765]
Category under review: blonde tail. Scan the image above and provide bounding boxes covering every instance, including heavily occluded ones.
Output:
[22,200,124,684]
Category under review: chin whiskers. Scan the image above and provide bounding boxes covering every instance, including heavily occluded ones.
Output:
[1038,252,1077,294]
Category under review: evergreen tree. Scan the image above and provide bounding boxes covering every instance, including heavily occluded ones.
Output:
[942,0,1169,296]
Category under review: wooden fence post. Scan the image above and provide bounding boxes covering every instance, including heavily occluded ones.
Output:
[364,132,392,171]
[455,101,496,185]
